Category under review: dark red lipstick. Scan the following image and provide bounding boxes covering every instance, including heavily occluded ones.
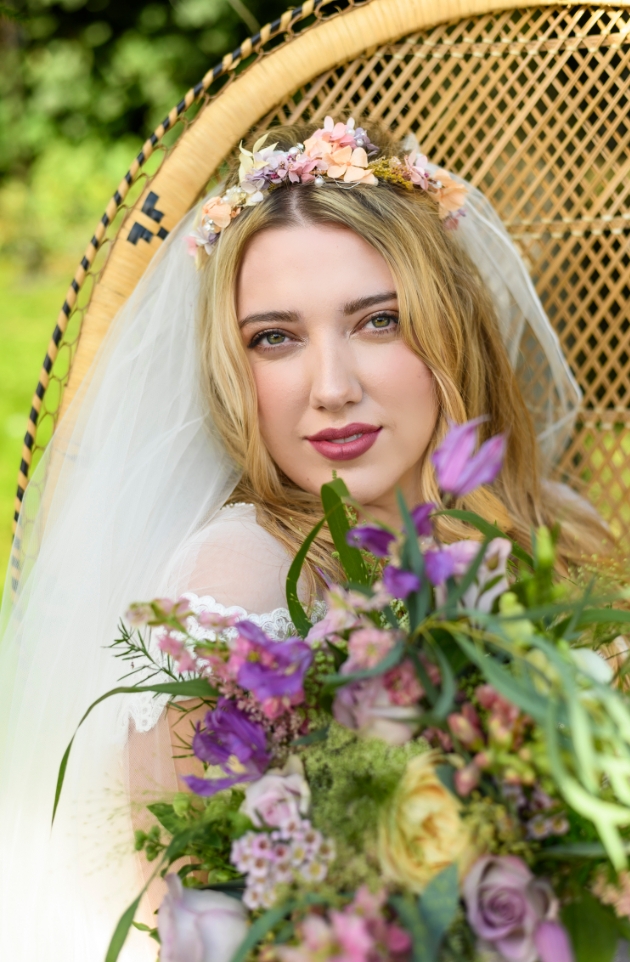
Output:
[306,422,382,461]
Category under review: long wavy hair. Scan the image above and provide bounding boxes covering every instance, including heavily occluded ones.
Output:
[196,123,612,594]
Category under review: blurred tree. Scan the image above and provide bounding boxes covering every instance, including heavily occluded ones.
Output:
[0,0,290,181]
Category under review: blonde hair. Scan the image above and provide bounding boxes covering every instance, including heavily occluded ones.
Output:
[197,124,612,593]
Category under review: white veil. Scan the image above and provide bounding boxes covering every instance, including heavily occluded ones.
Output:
[0,173,580,960]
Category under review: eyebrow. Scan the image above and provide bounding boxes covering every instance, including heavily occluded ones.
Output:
[342,291,398,315]
[238,290,398,329]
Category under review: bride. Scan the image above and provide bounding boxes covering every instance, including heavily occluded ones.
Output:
[0,118,611,960]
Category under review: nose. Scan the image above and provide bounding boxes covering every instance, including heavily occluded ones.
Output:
[308,337,363,413]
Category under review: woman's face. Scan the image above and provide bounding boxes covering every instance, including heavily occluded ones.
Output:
[237,223,438,523]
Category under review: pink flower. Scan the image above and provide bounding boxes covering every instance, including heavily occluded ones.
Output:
[383,660,424,706]
[434,538,512,614]
[403,150,430,188]
[448,703,484,749]
[326,146,378,185]
[333,676,418,745]
[347,627,395,669]
[240,756,310,828]
[432,169,468,217]
[463,855,560,962]
[201,196,234,231]
[454,762,481,796]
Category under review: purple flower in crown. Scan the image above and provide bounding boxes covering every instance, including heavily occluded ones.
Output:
[231,620,313,717]
[432,417,506,499]
[383,565,421,599]
[184,699,270,796]
[346,526,395,558]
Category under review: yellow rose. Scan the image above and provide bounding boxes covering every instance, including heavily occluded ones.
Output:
[378,752,474,892]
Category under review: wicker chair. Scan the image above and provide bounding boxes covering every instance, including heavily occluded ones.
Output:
[12,0,630,586]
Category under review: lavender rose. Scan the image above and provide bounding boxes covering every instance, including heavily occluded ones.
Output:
[462,855,568,962]
[241,755,311,828]
[158,874,248,962]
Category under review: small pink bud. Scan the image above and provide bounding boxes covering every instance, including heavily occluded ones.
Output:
[534,921,574,962]
[448,711,482,748]
[454,763,481,796]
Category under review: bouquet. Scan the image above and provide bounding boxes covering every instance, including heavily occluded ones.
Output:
[56,419,630,962]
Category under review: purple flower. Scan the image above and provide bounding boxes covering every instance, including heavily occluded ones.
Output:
[346,526,395,558]
[235,620,313,702]
[463,855,560,962]
[382,565,421,599]
[432,417,506,498]
[411,502,435,537]
[424,549,455,586]
[184,698,270,796]
[534,921,574,962]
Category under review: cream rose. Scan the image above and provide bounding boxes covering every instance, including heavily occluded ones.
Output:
[378,752,474,892]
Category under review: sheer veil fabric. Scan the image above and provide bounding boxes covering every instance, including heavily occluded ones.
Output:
[0,173,580,959]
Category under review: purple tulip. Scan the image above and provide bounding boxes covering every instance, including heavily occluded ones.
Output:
[424,549,455,586]
[411,502,435,537]
[184,698,270,796]
[346,526,395,558]
[432,417,506,498]
[236,630,313,702]
[534,921,574,962]
[383,565,421,599]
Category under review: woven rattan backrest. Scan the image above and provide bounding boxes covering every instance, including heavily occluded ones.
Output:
[12,0,630,587]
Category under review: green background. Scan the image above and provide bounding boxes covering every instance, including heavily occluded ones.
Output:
[0,0,291,578]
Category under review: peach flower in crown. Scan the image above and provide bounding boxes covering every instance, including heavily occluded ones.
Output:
[187,117,467,258]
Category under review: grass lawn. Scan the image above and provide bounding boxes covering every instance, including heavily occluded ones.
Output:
[0,261,68,582]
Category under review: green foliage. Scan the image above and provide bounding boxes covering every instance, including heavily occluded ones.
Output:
[561,891,623,962]
[302,721,425,888]
[390,864,459,962]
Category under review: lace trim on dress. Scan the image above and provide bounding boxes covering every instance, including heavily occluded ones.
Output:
[124,592,324,733]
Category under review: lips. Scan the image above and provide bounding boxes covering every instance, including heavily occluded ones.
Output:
[306,422,382,462]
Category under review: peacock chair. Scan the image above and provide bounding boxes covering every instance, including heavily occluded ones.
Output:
[12,0,630,589]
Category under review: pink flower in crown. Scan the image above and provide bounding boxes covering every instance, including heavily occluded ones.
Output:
[327,145,378,185]
[432,169,468,218]
[403,150,430,189]
[201,196,234,231]
[286,153,322,184]
[303,115,358,156]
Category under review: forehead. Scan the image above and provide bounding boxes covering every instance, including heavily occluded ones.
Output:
[236,223,396,316]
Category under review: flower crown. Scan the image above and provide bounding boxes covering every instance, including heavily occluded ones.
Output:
[187,117,467,258]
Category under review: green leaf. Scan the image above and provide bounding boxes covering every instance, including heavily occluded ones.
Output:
[285,517,325,638]
[561,892,620,962]
[231,902,295,962]
[431,645,457,720]
[437,508,533,567]
[147,802,185,836]
[390,894,434,962]
[105,892,144,962]
[452,632,547,722]
[321,479,370,586]
[420,863,459,955]
[292,726,329,747]
[52,678,218,824]
[576,608,630,628]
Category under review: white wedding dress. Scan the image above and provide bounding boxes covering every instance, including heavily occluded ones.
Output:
[0,166,585,959]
